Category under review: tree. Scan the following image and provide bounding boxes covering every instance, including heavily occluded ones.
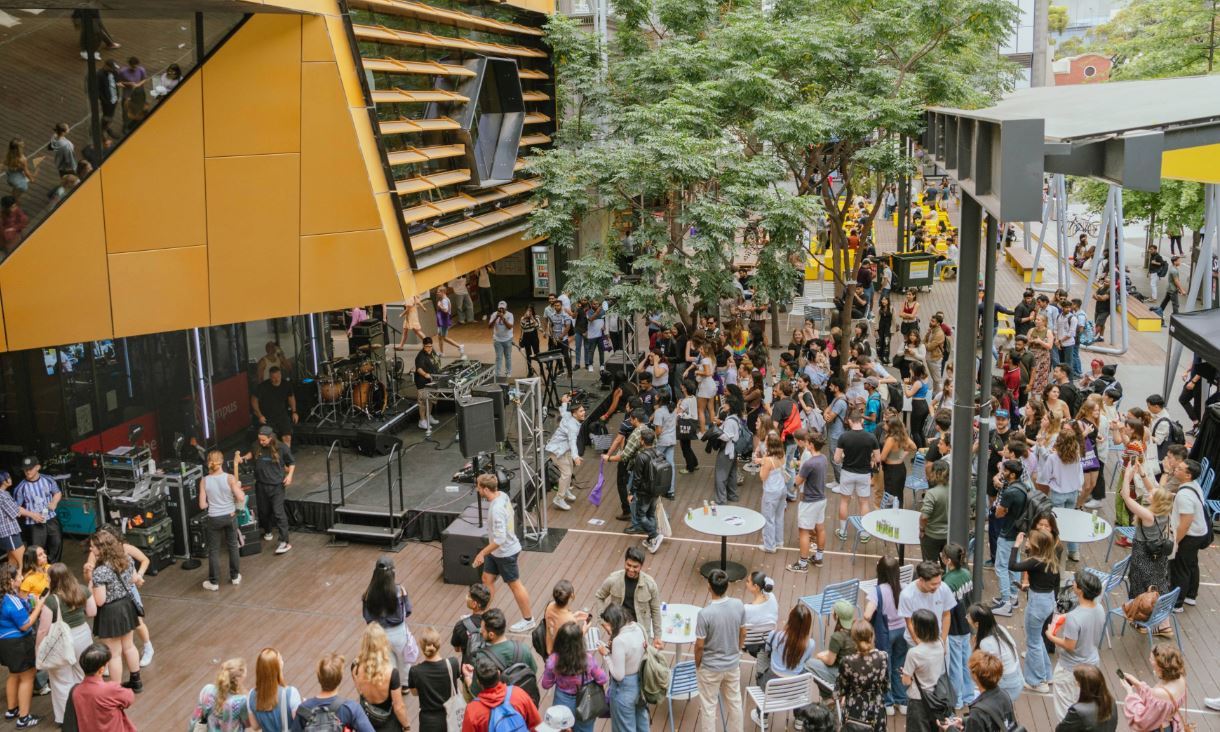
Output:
[1048,5,1070,35]
[1086,0,1220,77]
[1073,177,1205,251]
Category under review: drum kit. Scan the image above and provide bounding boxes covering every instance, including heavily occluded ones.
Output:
[311,344,404,425]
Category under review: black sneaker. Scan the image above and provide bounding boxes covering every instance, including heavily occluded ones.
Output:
[121,678,143,694]
[16,715,39,729]
[4,708,17,720]
[786,560,809,574]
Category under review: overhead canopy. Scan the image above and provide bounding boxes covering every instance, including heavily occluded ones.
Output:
[1168,309,1220,370]
[923,75,1220,222]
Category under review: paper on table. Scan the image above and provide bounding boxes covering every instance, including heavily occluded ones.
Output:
[724,516,744,526]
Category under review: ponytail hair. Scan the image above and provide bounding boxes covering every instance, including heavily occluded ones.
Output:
[206,449,224,473]
[750,570,775,593]
[214,658,247,712]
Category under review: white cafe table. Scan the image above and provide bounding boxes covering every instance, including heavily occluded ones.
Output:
[683,504,766,581]
[660,603,703,645]
[1053,507,1113,544]
[861,508,922,562]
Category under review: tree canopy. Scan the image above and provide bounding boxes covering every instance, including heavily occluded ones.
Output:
[1082,0,1219,78]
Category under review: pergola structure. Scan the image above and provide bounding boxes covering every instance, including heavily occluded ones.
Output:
[922,75,1220,597]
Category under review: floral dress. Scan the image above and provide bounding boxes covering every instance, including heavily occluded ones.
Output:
[1028,326,1051,396]
[836,648,889,732]
[191,684,250,731]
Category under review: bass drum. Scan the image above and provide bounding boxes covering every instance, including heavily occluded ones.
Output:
[351,380,387,416]
[319,378,343,404]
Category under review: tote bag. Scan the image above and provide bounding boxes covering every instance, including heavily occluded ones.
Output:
[443,658,467,732]
[35,596,76,671]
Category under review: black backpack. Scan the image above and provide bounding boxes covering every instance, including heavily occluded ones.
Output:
[530,617,548,657]
[1182,484,1216,549]
[461,616,487,667]
[644,448,673,499]
[1154,416,1186,461]
[298,699,345,732]
[1013,481,1053,535]
[482,641,541,706]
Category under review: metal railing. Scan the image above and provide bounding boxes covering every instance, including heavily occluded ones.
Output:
[325,440,346,512]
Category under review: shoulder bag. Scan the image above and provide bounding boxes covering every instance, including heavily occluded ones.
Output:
[35,595,76,671]
[1123,585,1160,623]
[279,687,289,732]
[443,657,467,732]
[575,669,608,722]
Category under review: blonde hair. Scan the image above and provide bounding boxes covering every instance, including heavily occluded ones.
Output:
[254,648,286,712]
[1149,488,1175,517]
[207,449,224,474]
[1025,529,1062,575]
[356,622,394,686]
[214,658,247,712]
[418,627,443,660]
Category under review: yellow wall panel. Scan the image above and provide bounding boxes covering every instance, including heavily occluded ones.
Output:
[108,247,210,337]
[376,193,409,271]
[203,14,302,157]
[301,62,381,235]
[1162,144,1220,184]
[301,230,402,312]
[206,155,301,324]
[102,76,206,253]
[301,14,335,62]
[413,260,459,294]
[0,290,7,352]
[357,112,390,196]
[0,177,112,349]
[504,0,554,12]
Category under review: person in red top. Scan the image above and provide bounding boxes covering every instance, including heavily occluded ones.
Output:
[62,643,136,732]
[461,655,541,732]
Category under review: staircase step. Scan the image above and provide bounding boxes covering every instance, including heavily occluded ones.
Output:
[327,523,401,541]
[335,503,409,520]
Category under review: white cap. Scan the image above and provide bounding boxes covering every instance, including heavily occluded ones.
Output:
[535,705,575,732]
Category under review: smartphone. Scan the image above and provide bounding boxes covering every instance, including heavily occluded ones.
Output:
[1114,668,1125,682]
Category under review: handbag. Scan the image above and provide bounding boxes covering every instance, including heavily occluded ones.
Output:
[35,596,76,671]
[917,672,956,720]
[1123,585,1160,623]
[657,504,673,537]
[677,417,699,440]
[360,697,394,726]
[443,658,466,732]
[1081,436,1102,471]
[574,670,609,722]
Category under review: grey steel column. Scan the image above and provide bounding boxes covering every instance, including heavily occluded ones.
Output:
[972,214,998,598]
[950,196,983,549]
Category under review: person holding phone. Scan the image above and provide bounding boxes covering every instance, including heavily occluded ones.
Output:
[489,300,515,379]
[1118,645,1188,732]
[938,651,1018,732]
[0,563,45,728]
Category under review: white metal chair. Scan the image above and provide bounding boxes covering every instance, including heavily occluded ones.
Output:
[742,622,776,656]
[785,297,810,332]
[800,578,860,642]
[859,563,915,597]
[746,673,814,730]
[905,451,928,506]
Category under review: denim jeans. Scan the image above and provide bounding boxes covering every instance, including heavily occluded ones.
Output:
[1050,490,1080,554]
[585,335,605,367]
[634,497,658,541]
[574,333,585,367]
[610,672,649,732]
[884,633,909,705]
[760,485,786,551]
[660,444,676,497]
[714,451,739,503]
[493,339,513,377]
[1070,343,1082,380]
[554,688,594,732]
[948,634,977,707]
[1023,590,1055,685]
[995,535,1016,603]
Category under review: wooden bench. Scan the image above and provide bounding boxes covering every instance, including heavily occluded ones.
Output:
[1123,296,1163,332]
[1004,246,1045,283]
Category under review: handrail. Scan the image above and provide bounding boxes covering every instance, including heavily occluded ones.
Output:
[385,442,399,540]
[325,440,346,511]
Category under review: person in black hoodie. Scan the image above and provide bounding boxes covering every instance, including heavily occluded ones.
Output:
[1055,664,1117,732]
[946,651,1017,732]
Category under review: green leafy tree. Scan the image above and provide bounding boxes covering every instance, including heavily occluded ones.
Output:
[1048,5,1070,34]
[1087,0,1220,77]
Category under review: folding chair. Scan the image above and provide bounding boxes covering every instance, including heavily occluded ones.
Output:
[1103,526,1136,563]
[1106,587,1182,654]
[905,451,928,506]
[859,563,914,599]
[840,515,868,564]
[746,673,814,731]
[800,578,860,642]
[1082,555,1130,648]
[786,297,809,332]
[742,622,776,655]
[666,660,727,732]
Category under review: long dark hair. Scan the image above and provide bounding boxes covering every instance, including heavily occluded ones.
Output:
[968,603,1015,659]
[48,563,87,610]
[876,556,902,606]
[601,603,629,640]
[553,621,586,677]
[362,557,399,619]
[1074,665,1114,722]
[781,604,813,670]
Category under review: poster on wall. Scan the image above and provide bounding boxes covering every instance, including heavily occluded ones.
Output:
[531,245,551,297]
[496,250,527,276]
[75,404,93,436]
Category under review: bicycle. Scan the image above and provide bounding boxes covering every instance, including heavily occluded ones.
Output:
[1066,211,1100,238]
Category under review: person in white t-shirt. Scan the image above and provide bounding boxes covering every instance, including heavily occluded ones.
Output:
[448,275,474,324]
[897,561,957,646]
[1169,460,1210,611]
[470,474,536,634]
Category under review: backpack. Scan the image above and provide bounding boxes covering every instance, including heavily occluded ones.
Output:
[1079,319,1097,346]
[1154,416,1186,461]
[644,448,673,499]
[486,686,530,732]
[1182,484,1215,549]
[1013,481,1053,536]
[729,415,754,459]
[639,641,671,704]
[298,699,345,732]
[917,671,956,720]
[1157,259,1169,277]
[483,642,541,706]
[780,402,803,440]
[461,616,487,668]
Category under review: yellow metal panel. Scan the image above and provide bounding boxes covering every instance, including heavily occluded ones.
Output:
[1162,144,1220,184]
[0,289,6,352]
[206,155,301,324]
[301,14,335,63]
[300,230,402,312]
[412,260,459,293]
[0,177,112,350]
[353,110,390,195]
[203,14,302,157]
[108,247,210,337]
[102,75,206,254]
[375,192,411,274]
[301,62,381,235]
[258,0,336,13]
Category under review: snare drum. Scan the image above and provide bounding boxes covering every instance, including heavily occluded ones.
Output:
[319,378,343,403]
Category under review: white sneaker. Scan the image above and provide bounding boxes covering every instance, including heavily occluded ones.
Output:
[1024,682,1050,694]
[419,419,430,430]
[1184,597,1197,606]
[898,704,908,715]
[1205,696,1220,711]
[140,644,154,667]
[992,602,1015,617]
[231,574,242,586]
[886,706,896,717]
[202,580,219,591]
[552,497,572,511]
[509,617,537,633]
[563,491,576,502]
[1082,499,1103,509]
[275,542,292,555]
[758,544,777,554]
[458,345,466,358]
[428,415,440,426]
[750,709,764,726]
[587,365,594,372]
[648,535,664,553]
[262,532,274,541]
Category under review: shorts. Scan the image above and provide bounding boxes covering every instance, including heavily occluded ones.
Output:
[798,499,827,529]
[833,470,872,497]
[0,634,34,673]
[482,552,521,583]
[437,325,450,336]
[0,532,21,552]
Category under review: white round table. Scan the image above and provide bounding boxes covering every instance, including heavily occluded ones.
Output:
[861,508,922,562]
[660,603,702,645]
[1053,507,1113,544]
[683,505,766,581]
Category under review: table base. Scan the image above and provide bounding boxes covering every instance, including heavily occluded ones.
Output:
[699,560,748,582]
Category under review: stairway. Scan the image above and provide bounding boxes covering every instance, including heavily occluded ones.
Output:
[328,503,409,549]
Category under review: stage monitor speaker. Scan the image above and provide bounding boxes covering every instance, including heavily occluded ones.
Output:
[458,397,497,458]
[356,430,401,457]
[604,352,633,379]
[442,505,488,585]
[471,384,506,443]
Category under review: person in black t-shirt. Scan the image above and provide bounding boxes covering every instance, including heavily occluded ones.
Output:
[235,425,295,555]
[251,366,297,446]
[409,627,461,732]
[451,582,491,658]
[1012,289,1037,338]
[414,338,442,432]
[832,410,880,541]
[991,460,1029,615]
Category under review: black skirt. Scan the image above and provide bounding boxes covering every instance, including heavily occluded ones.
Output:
[882,462,906,499]
[94,595,139,639]
[0,633,34,673]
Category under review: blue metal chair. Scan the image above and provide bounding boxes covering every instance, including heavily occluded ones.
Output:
[1104,526,1136,563]
[800,578,861,642]
[841,515,868,564]
[1082,555,1130,647]
[1106,587,1182,654]
[667,660,727,732]
[905,451,928,506]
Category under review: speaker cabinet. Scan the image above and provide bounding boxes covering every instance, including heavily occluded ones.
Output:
[458,397,497,457]
[442,505,488,585]
[357,430,401,457]
[471,384,506,443]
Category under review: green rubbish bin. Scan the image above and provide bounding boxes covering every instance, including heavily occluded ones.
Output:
[889,251,938,291]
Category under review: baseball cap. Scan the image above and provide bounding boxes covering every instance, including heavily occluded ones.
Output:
[995,409,1009,419]
[258,425,275,437]
[536,705,576,732]
[497,300,507,309]
[833,599,855,627]
[865,376,879,389]
[20,456,38,470]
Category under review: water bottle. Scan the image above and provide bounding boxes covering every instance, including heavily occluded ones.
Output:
[661,602,668,616]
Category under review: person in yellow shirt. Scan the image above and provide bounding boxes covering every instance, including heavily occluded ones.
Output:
[18,545,48,598]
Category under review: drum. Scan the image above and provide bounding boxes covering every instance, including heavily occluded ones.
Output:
[319,378,343,403]
[352,380,387,414]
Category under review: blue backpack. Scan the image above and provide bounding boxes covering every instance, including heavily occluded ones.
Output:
[487,685,529,732]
